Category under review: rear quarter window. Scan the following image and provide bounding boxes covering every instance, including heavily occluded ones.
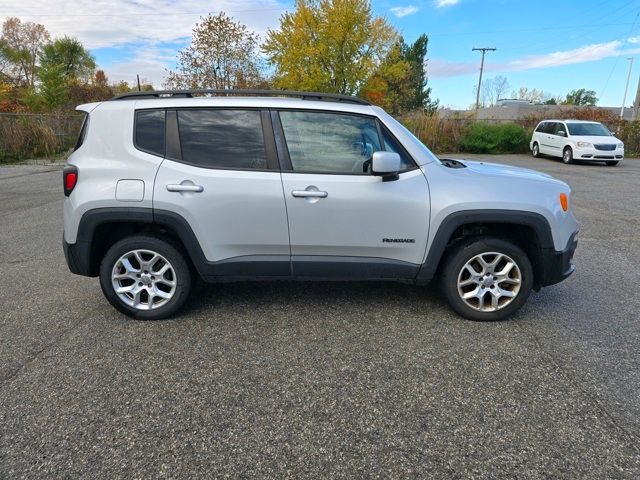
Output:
[74,113,89,151]
[135,110,166,157]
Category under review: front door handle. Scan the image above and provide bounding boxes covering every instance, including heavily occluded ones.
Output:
[167,184,204,193]
[292,190,328,198]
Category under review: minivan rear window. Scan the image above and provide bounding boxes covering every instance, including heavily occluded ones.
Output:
[135,110,166,157]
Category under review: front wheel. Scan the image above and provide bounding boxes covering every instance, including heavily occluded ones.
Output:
[99,236,192,320]
[441,238,534,321]
[562,147,573,164]
[532,142,541,158]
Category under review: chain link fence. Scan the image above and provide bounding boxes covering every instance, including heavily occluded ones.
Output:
[0,112,84,163]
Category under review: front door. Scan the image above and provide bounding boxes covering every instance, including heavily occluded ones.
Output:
[275,110,431,279]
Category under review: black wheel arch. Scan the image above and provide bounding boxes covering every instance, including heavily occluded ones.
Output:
[65,207,207,278]
[416,209,556,289]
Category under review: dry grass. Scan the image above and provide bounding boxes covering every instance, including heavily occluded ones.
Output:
[0,114,82,162]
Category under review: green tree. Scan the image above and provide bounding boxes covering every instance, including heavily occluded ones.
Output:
[1,17,50,87]
[563,88,597,106]
[40,36,96,82]
[165,12,264,89]
[401,34,438,112]
[38,62,67,109]
[263,0,397,95]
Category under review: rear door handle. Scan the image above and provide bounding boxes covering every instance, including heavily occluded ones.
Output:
[166,184,204,193]
[292,190,328,198]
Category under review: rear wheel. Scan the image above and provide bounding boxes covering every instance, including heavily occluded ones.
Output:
[605,161,619,166]
[441,238,533,321]
[562,147,573,164]
[99,236,192,320]
[532,142,541,158]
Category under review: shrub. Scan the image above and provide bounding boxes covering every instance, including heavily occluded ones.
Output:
[457,122,530,154]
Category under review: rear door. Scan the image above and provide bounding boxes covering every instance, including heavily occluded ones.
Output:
[152,108,290,276]
[547,122,566,157]
[275,109,430,279]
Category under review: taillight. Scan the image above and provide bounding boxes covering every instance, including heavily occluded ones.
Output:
[63,166,78,196]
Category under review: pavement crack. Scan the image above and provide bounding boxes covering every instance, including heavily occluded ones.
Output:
[0,306,101,387]
[515,321,640,454]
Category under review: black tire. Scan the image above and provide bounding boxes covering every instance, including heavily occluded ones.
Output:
[562,146,573,164]
[441,238,534,321]
[605,161,619,166]
[99,235,192,320]
[532,142,541,158]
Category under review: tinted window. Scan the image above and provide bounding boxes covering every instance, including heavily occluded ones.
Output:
[135,110,165,156]
[74,113,89,151]
[177,110,267,169]
[382,128,414,170]
[279,111,382,174]
[535,122,547,133]
[553,123,566,135]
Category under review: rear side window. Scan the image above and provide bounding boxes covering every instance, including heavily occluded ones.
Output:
[74,113,89,151]
[177,109,267,169]
[535,122,547,133]
[135,110,166,157]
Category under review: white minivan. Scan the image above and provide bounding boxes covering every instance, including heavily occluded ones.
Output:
[530,120,624,166]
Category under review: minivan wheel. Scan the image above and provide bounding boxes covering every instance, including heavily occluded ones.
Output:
[532,142,540,157]
[441,238,533,321]
[562,147,573,164]
[99,236,192,320]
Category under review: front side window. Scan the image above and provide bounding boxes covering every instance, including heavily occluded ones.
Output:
[381,128,414,170]
[553,123,567,135]
[135,110,166,156]
[279,111,382,174]
[177,109,267,169]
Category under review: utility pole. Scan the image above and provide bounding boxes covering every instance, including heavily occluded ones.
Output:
[621,57,633,118]
[633,71,640,121]
[472,47,496,113]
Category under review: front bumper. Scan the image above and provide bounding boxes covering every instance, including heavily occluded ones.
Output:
[539,231,578,287]
[575,146,624,161]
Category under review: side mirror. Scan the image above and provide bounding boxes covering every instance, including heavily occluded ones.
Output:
[372,151,401,181]
[557,130,566,137]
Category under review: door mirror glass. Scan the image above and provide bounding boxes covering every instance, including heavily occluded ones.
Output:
[372,151,401,181]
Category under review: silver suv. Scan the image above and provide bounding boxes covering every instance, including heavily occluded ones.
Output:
[63,89,579,321]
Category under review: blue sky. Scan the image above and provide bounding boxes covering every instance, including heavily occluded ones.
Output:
[2,0,639,109]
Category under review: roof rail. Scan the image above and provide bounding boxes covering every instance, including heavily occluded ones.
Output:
[109,89,370,106]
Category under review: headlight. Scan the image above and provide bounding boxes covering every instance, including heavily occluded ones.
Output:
[618,143,624,148]
[576,141,592,148]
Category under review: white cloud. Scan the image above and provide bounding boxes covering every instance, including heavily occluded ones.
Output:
[390,6,419,17]
[0,0,287,87]
[0,0,285,49]
[429,41,640,77]
[435,0,461,7]
[628,36,640,44]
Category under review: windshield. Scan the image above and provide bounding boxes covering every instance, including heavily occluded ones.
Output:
[566,122,611,136]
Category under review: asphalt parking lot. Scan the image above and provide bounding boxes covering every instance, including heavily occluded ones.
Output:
[1,155,639,478]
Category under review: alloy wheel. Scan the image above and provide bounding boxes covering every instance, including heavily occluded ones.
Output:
[457,252,522,312]
[111,249,177,310]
